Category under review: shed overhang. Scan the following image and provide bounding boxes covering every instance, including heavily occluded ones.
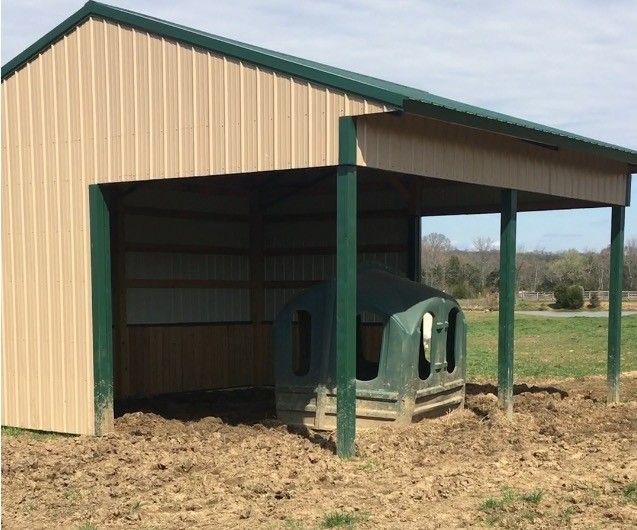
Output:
[355,112,631,207]
[3,1,636,173]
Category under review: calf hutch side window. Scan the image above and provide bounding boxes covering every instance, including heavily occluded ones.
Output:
[356,314,385,381]
[419,312,434,380]
[446,307,459,373]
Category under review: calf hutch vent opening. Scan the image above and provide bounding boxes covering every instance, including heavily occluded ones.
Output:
[273,267,467,429]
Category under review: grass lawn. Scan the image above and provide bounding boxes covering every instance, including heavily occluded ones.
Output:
[465,312,637,379]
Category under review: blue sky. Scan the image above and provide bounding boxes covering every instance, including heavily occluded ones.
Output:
[2,0,635,251]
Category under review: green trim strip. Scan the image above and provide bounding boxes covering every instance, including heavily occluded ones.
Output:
[89,184,114,435]
[336,116,357,459]
[498,189,517,418]
[607,206,625,404]
[3,2,636,167]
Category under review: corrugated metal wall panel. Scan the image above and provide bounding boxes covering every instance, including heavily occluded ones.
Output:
[262,181,408,320]
[1,16,389,433]
[357,112,628,205]
[123,188,250,324]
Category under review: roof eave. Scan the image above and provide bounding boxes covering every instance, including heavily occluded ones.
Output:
[403,99,637,168]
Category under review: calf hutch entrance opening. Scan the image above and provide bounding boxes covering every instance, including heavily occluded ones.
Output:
[100,169,428,425]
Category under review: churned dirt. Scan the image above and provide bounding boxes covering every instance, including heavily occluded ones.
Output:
[2,375,636,529]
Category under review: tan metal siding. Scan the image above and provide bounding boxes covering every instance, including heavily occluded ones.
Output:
[357,113,629,205]
[1,17,388,434]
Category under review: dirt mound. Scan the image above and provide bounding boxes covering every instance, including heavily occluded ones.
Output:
[2,375,636,529]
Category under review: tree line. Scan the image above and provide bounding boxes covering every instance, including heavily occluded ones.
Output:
[420,233,637,299]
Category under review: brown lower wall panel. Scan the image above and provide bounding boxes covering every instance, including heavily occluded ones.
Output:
[119,322,382,400]
[118,323,274,399]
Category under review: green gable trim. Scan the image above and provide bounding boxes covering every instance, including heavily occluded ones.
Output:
[3,1,636,167]
[1,1,403,107]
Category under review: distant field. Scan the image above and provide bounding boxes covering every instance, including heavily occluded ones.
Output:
[465,312,637,379]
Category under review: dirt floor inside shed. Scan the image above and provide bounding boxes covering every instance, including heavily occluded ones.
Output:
[2,375,636,529]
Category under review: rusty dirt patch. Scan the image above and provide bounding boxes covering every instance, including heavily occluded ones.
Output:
[2,375,636,529]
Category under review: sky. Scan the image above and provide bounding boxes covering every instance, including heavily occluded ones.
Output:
[2,0,636,251]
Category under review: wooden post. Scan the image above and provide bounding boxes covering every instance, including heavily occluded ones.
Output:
[407,216,422,282]
[607,205,625,404]
[249,192,266,385]
[407,178,423,282]
[336,116,357,458]
[498,189,517,418]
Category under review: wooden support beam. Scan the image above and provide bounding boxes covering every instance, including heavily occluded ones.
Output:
[264,243,407,256]
[607,205,625,404]
[498,189,517,418]
[263,208,406,224]
[125,242,249,255]
[264,280,322,289]
[336,116,357,459]
[125,278,323,289]
[126,242,405,258]
[114,201,130,401]
[249,193,266,386]
[123,206,249,223]
[126,279,250,289]
[407,216,421,282]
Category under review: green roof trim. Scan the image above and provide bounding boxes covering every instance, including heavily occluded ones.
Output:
[3,1,636,167]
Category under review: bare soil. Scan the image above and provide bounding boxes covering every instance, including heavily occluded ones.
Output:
[2,375,636,529]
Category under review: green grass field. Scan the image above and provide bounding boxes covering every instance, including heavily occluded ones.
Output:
[465,312,637,379]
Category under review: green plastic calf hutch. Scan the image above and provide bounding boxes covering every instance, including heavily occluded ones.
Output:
[273,267,467,429]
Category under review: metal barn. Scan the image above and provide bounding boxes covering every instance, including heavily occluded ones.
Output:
[2,1,634,457]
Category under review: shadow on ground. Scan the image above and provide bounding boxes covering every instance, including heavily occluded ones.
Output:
[115,386,336,450]
[466,382,568,399]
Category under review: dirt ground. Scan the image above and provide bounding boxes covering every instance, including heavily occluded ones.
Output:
[2,375,636,529]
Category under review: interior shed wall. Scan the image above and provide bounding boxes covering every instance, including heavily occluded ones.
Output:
[357,113,630,206]
[0,17,389,434]
[115,176,409,400]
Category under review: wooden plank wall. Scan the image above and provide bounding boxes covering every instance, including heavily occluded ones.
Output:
[124,323,273,398]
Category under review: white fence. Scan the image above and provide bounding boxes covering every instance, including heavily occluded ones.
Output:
[518,291,637,301]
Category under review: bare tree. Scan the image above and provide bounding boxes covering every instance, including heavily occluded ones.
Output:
[421,233,452,285]
[472,236,496,292]
[626,238,637,290]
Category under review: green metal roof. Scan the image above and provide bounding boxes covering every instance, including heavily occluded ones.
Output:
[3,1,636,168]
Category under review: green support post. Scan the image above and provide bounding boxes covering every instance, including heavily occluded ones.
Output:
[498,189,517,418]
[336,116,357,458]
[607,206,625,404]
[89,185,114,435]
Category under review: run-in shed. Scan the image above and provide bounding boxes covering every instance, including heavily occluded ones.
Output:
[2,1,634,457]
